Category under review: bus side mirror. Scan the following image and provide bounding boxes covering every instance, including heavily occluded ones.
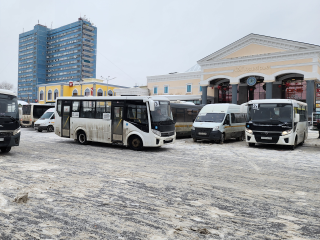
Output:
[295,114,300,122]
[149,100,155,111]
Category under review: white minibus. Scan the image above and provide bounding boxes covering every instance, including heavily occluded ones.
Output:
[34,108,55,132]
[54,96,176,150]
[191,104,246,143]
[245,99,308,150]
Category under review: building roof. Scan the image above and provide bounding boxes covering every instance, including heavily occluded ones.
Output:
[185,64,201,72]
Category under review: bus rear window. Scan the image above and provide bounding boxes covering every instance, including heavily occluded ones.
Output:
[22,105,31,115]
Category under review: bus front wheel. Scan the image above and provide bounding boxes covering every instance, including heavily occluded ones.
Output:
[77,131,88,145]
[1,147,11,153]
[129,135,143,151]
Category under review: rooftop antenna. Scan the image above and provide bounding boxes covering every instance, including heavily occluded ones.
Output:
[51,22,53,29]
[38,20,39,24]
[23,28,24,33]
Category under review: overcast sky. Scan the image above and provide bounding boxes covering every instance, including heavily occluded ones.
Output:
[1,0,320,90]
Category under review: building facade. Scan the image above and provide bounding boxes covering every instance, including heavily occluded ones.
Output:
[18,18,97,103]
[147,34,320,116]
[38,79,128,104]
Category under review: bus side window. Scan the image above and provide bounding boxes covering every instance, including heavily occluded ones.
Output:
[81,101,95,118]
[96,101,111,119]
[72,101,80,112]
[176,109,185,122]
[57,100,62,116]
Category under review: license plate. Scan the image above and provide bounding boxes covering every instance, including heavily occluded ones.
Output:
[0,138,4,141]
[198,132,207,136]
[261,137,272,140]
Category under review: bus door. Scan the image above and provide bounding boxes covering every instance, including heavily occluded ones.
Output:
[61,100,72,137]
[111,101,124,142]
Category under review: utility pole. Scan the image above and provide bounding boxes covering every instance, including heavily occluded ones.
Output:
[101,76,116,96]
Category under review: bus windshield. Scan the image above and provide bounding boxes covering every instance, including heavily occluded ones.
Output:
[247,103,292,124]
[150,101,173,123]
[195,113,225,122]
[0,94,19,120]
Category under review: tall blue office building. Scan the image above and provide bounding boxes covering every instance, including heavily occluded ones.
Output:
[18,18,97,102]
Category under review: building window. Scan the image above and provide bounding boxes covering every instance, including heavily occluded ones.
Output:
[153,86,158,94]
[107,89,113,96]
[84,88,90,96]
[164,85,169,94]
[39,90,44,101]
[97,88,103,96]
[47,90,52,101]
[72,89,78,96]
[186,84,192,93]
[54,89,59,100]
[199,86,202,92]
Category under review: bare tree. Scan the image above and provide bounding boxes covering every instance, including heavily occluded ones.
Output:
[0,81,14,90]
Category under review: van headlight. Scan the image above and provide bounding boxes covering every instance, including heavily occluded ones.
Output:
[151,129,161,137]
[246,128,253,134]
[13,127,21,136]
[191,126,195,130]
[212,126,219,131]
[282,129,292,136]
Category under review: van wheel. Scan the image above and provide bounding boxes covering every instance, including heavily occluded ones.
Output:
[219,133,225,144]
[47,125,54,132]
[129,135,143,151]
[237,132,245,141]
[1,147,11,153]
[248,143,255,147]
[291,137,297,150]
[77,131,88,145]
[38,129,42,132]
[193,138,197,142]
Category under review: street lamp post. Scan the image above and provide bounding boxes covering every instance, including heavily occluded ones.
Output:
[101,76,116,96]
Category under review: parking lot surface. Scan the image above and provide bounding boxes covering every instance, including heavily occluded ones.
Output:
[0,128,320,239]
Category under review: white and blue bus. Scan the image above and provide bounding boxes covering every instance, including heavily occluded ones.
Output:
[54,96,176,150]
[245,99,308,150]
[0,89,21,153]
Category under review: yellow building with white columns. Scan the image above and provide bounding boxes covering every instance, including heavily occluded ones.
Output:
[38,78,129,104]
[147,34,320,115]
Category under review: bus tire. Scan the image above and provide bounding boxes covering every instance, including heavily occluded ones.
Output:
[77,131,88,145]
[291,137,297,150]
[129,135,143,151]
[1,147,11,153]
[38,129,42,132]
[237,132,245,141]
[248,143,255,147]
[47,125,54,132]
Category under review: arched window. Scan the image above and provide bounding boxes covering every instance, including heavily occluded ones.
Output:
[39,90,44,101]
[47,90,52,101]
[107,89,113,96]
[72,89,78,96]
[84,88,90,96]
[54,89,59,100]
[97,88,103,96]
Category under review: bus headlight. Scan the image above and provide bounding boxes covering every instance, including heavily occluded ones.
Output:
[151,129,161,137]
[246,128,253,134]
[281,129,292,136]
[13,127,21,136]
[212,126,219,131]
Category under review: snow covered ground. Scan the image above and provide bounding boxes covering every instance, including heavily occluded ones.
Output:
[0,128,319,239]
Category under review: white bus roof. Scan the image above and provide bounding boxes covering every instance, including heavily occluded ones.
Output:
[200,103,243,113]
[0,89,16,96]
[56,96,171,101]
[248,99,307,106]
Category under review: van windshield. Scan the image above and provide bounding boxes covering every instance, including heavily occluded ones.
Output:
[40,112,53,119]
[195,113,225,122]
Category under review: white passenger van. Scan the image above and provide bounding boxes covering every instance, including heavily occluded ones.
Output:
[21,103,53,127]
[34,108,55,132]
[245,99,308,150]
[54,96,176,150]
[191,104,246,143]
